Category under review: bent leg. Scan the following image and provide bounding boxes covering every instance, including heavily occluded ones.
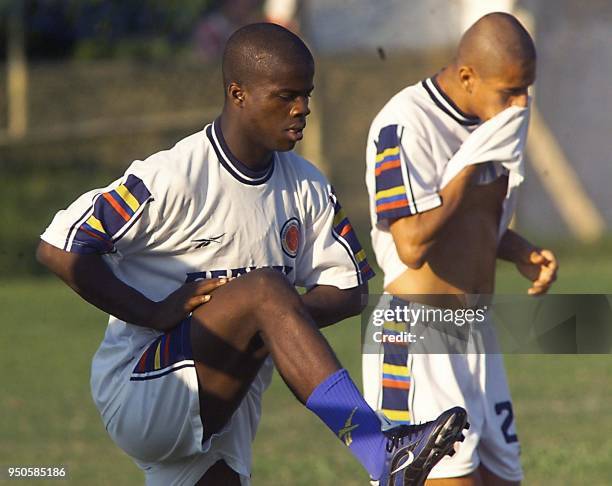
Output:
[189,268,397,482]
[188,268,467,484]
[189,268,342,437]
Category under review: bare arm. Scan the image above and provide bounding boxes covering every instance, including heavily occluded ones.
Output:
[301,282,367,329]
[388,165,479,269]
[497,228,536,263]
[36,240,226,331]
[498,229,559,295]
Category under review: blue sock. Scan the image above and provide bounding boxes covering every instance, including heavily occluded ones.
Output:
[306,368,386,480]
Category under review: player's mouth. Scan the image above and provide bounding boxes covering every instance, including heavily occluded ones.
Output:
[286,124,305,141]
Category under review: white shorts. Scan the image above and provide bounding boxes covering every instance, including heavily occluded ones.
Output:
[103,318,273,486]
[362,295,523,481]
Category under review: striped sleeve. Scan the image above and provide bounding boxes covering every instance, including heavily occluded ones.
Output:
[43,174,153,255]
[330,188,376,284]
[295,183,375,290]
[372,124,442,223]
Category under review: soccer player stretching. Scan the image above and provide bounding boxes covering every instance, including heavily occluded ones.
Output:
[38,23,467,486]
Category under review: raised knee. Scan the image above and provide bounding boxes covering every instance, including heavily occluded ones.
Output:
[247,267,294,291]
[243,268,300,306]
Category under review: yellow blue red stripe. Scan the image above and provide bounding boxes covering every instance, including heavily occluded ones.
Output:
[131,318,193,381]
[373,125,414,221]
[69,174,151,254]
[330,187,375,283]
[381,409,411,423]
[380,300,411,424]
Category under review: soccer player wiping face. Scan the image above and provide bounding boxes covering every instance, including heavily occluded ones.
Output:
[222,23,314,155]
[455,13,536,120]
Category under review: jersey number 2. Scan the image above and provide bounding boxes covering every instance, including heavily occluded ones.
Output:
[495,401,518,444]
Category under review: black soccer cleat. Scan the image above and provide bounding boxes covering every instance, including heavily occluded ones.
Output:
[381,406,469,486]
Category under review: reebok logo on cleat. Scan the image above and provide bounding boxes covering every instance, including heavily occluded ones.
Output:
[338,407,360,446]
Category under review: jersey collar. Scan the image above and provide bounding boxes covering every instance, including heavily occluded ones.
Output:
[422,76,481,127]
[207,119,275,186]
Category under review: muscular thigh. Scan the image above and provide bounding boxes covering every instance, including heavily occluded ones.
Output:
[188,269,298,437]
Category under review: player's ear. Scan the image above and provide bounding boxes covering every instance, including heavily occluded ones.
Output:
[227,82,246,107]
[458,66,475,94]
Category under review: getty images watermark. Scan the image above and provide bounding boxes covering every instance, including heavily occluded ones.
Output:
[369,302,489,346]
[361,294,612,354]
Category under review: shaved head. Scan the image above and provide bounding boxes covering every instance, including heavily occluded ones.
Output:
[222,23,314,93]
[457,12,535,79]
[219,23,315,164]
[436,12,536,120]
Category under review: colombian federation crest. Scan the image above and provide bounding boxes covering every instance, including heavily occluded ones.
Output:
[280,218,300,258]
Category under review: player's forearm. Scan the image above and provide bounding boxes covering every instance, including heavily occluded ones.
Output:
[301,283,367,329]
[390,165,476,268]
[36,240,158,328]
[497,229,537,264]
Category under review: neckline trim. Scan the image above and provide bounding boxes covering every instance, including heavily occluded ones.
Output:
[206,120,275,186]
[422,76,481,126]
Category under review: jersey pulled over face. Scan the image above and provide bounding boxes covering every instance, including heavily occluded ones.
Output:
[366,76,514,289]
[468,60,534,121]
[41,119,374,422]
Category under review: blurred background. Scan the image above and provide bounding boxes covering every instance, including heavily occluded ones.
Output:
[1,0,611,484]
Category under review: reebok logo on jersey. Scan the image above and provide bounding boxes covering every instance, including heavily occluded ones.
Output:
[338,407,360,447]
[192,234,225,249]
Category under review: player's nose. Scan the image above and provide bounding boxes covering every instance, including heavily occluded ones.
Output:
[290,96,310,117]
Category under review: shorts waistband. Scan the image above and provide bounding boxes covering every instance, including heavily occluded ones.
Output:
[388,294,491,311]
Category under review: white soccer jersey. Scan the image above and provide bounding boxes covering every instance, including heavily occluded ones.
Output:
[363,78,526,482]
[365,76,514,287]
[41,120,374,478]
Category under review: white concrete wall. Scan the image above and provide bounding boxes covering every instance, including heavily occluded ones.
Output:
[305,0,612,236]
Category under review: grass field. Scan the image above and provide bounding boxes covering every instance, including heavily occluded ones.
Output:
[1,250,611,485]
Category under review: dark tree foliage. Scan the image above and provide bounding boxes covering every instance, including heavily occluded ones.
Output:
[1,0,218,60]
